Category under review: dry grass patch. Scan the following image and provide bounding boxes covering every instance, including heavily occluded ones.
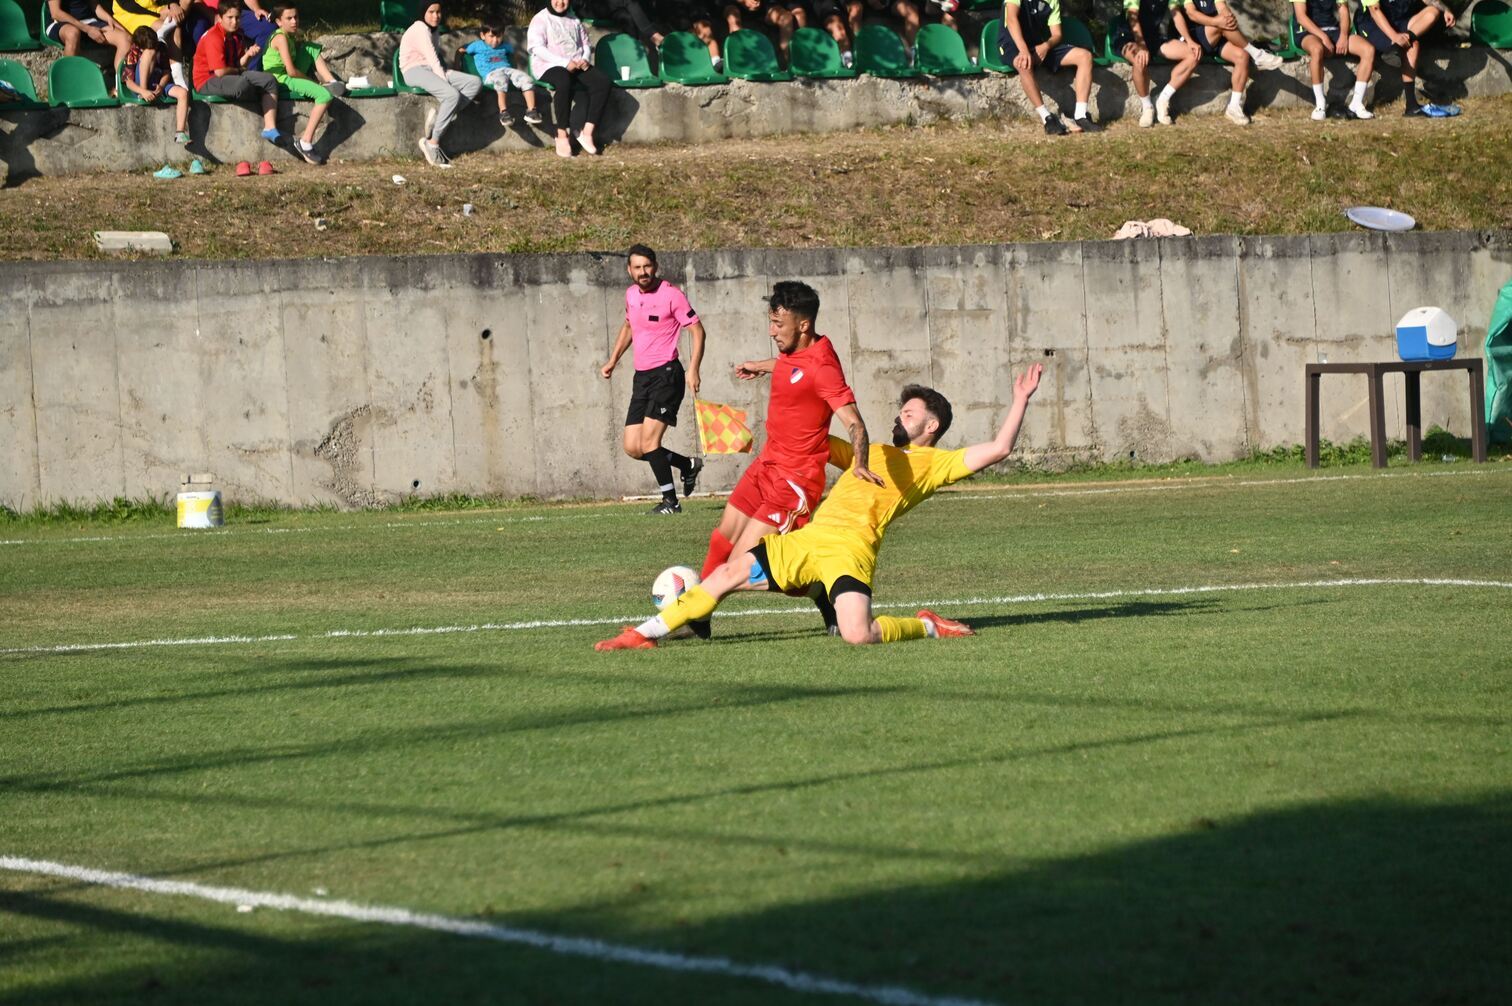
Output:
[2,96,1510,261]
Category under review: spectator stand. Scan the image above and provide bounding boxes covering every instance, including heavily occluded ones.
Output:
[1470,0,1512,47]
[723,28,791,81]
[0,55,47,105]
[48,52,116,105]
[658,29,725,84]
[854,24,920,77]
[914,21,982,75]
[595,32,661,87]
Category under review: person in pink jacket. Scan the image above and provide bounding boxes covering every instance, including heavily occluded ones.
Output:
[400,1,481,168]
[528,0,611,158]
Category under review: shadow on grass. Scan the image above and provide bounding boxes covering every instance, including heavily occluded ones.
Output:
[6,793,1507,1005]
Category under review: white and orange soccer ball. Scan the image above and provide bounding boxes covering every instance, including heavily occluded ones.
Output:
[652,566,700,610]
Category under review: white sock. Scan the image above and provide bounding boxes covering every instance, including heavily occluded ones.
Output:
[1035,104,1051,122]
[1312,83,1326,107]
[1228,90,1244,108]
[1245,43,1265,60]
[1141,94,1154,109]
[636,613,672,639]
[921,618,938,639]
[1158,84,1176,104]
[1352,80,1368,104]
[298,139,314,151]
[1074,101,1088,119]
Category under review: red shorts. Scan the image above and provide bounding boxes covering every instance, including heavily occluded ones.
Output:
[727,455,825,534]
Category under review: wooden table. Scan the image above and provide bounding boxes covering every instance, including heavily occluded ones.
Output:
[1304,358,1487,468]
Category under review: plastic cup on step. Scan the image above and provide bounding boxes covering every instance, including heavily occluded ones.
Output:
[620,66,630,81]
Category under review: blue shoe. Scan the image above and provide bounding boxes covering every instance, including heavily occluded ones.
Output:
[1423,102,1461,117]
[153,165,183,179]
[260,127,284,144]
[188,159,205,175]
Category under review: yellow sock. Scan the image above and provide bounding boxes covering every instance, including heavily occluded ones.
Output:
[661,586,718,631]
[876,615,928,643]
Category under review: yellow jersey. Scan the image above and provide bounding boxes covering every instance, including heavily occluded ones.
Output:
[815,437,975,549]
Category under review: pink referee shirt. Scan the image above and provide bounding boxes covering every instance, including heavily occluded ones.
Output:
[625,280,698,371]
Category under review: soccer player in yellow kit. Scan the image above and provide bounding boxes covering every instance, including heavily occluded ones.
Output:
[596,364,1043,649]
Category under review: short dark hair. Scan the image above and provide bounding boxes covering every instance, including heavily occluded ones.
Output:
[900,384,953,443]
[131,24,158,48]
[479,16,505,34]
[627,243,656,264]
[768,281,820,323]
[218,0,243,13]
[270,3,296,19]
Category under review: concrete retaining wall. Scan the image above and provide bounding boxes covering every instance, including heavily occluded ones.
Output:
[1,230,1507,510]
[3,30,1510,180]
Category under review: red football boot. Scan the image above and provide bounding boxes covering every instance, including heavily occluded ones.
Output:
[595,627,657,651]
[916,609,974,638]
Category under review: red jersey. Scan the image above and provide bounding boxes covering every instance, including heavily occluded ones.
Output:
[762,335,856,470]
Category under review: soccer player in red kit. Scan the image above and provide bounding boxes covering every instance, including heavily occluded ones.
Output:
[691,280,881,638]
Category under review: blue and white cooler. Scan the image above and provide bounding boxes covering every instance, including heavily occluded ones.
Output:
[1395,307,1458,362]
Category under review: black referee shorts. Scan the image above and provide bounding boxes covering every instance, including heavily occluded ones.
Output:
[626,360,686,427]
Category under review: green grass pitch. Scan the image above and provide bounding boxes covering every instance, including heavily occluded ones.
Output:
[2,465,1509,1005]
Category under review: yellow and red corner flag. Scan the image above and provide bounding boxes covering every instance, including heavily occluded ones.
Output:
[694,398,755,455]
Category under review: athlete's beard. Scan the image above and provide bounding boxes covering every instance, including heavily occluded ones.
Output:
[892,419,911,447]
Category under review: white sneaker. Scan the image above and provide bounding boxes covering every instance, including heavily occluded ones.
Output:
[1139,104,1155,127]
[418,137,450,168]
[1349,102,1374,119]
[423,106,436,140]
[1225,103,1251,125]
[1311,105,1327,121]
[841,50,853,69]
[575,131,599,156]
[1155,96,1173,125]
[1252,50,1284,71]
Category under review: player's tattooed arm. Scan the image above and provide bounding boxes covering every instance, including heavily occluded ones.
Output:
[734,357,775,380]
[835,403,884,486]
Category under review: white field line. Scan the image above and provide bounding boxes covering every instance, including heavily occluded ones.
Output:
[3,465,1507,547]
[4,578,1511,658]
[0,856,992,1006]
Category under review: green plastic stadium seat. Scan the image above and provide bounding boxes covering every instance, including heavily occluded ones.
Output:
[0,56,47,107]
[380,0,412,33]
[345,81,396,97]
[790,26,855,77]
[658,30,726,85]
[0,0,40,50]
[48,53,117,106]
[39,0,58,47]
[189,78,227,102]
[1471,0,1512,47]
[915,23,982,75]
[595,32,662,87]
[1272,13,1305,60]
[978,19,1015,73]
[391,48,427,93]
[1061,15,1108,64]
[854,23,920,78]
[723,28,792,81]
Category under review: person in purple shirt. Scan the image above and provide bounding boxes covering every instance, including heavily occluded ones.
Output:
[600,244,708,515]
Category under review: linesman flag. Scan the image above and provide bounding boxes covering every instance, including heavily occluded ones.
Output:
[694,399,755,455]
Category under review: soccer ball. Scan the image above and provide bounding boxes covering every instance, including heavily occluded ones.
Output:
[652,565,700,609]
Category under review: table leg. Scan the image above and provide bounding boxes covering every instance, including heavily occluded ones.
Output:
[1305,370,1321,468]
[1405,371,1422,462]
[1468,359,1487,463]
[1368,368,1388,468]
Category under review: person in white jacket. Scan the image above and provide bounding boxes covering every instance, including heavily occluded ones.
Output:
[400,1,481,167]
[528,0,612,157]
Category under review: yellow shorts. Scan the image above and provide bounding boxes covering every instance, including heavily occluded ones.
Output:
[758,524,877,596]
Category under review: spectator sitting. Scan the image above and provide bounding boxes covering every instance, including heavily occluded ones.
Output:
[812,0,858,67]
[615,0,723,74]
[863,0,922,58]
[123,25,189,141]
[463,16,543,128]
[46,0,132,69]
[721,0,802,65]
[1111,0,1200,126]
[1358,0,1454,117]
[147,1,187,87]
[528,0,611,158]
[1179,0,1284,125]
[191,0,284,146]
[401,1,482,168]
[999,0,1101,135]
[263,4,346,164]
[238,0,275,69]
[1292,0,1374,119]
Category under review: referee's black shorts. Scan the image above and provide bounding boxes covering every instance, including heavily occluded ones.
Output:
[626,360,686,427]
